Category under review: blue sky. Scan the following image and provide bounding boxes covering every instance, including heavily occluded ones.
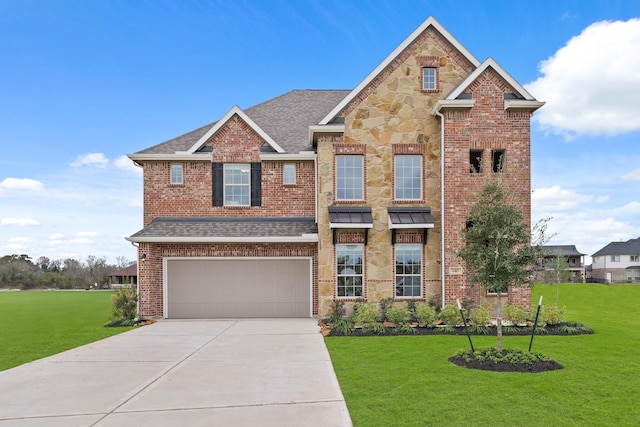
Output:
[1,0,640,264]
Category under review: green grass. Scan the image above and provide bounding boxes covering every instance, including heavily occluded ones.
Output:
[326,284,640,426]
[0,290,134,371]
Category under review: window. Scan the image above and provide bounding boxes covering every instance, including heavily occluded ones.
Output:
[170,164,183,185]
[470,150,483,174]
[336,244,363,297]
[631,255,639,262]
[611,255,620,262]
[395,244,422,297]
[336,155,363,200]
[422,67,437,91]
[492,150,505,173]
[224,164,250,206]
[394,155,422,200]
[283,164,296,185]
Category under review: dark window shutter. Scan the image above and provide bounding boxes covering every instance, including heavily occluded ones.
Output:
[212,162,223,206]
[250,162,262,206]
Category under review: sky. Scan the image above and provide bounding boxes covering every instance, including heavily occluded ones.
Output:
[1,0,640,265]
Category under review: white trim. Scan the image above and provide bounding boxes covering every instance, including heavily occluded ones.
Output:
[329,223,373,229]
[260,152,317,161]
[128,153,210,162]
[163,256,313,319]
[183,105,285,154]
[431,99,475,114]
[127,234,319,244]
[504,99,546,110]
[319,16,480,125]
[447,58,538,101]
[309,124,345,146]
[388,218,435,229]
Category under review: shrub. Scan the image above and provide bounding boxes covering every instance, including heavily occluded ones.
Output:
[386,304,411,326]
[331,318,355,336]
[541,304,565,325]
[439,304,461,326]
[379,297,394,321]
[355,303,379,325]
[105,288,137,327]
[328,300,346,322]
[470,305,491,325]
[415,302,437,327]
[503,304,528,325]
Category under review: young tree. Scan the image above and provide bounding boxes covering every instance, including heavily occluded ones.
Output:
[546,250,570,304]
[457,181,547,351]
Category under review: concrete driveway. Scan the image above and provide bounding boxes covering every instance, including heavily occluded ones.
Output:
[0,319,351,427]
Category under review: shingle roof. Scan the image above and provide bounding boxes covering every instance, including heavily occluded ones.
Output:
[127,217,318,242]
[592,237,640,257]
[109,264,137,277]
[542,245,585,257]
[135,90,349,155]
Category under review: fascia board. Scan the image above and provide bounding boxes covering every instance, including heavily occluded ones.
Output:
[504,99,546,111]
[126,235,319,243]
[447,58,538,101]
[431,99,475,114]
[260,152,317,161]
[387,220,436,230]
[308,124,345,146]
[319,16,481,125]
[186,106,286,154]
[128,153,211,162]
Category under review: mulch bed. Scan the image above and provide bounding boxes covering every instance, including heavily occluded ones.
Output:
[449,350,564,373]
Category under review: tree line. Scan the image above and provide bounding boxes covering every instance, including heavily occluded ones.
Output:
[0,254,134,290]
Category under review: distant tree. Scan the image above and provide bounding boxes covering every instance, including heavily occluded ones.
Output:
[0,254,39,289]
[457,180,548,351]
[546,251,570,304]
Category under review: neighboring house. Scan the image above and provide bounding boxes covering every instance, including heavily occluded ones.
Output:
[108,263,138,287]
[126,16,543,319]
[537,245,586,283]
[590,237,640,283]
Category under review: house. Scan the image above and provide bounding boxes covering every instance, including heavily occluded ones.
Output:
[126,16,543,319]
[590,237,640,283]
[108,263,138,287]
[537,245,586,283]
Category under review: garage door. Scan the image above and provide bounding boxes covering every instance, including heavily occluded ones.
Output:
[165,258,311,318]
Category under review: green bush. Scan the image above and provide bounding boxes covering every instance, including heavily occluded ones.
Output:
[355,303,379,324]
[328,299,346,322]
[379,297,394,321]
[540,304,565,325]
[470,304,491,325]
[503,304,528,325]
[439,304,461,326]
[386,304,411,325]
[105,288,137,327]
[415,302,437,327]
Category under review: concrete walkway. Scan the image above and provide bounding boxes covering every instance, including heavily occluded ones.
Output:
[0,319,352,427]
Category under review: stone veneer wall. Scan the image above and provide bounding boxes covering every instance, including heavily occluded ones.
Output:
[137,242,318,318]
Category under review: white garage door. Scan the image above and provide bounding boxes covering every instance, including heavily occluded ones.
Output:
[165,258,311,318]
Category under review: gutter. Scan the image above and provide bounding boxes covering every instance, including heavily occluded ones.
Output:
[434,109,446,308]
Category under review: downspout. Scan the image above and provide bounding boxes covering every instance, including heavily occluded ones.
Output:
[434,108,446,308]
[129,241,140,317]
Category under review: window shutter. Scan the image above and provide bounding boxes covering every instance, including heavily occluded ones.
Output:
[250,162,262,206]
[212,162,223,206]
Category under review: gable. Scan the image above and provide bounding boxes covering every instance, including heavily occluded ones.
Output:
[204,113,268,163]
[320,16,480,124]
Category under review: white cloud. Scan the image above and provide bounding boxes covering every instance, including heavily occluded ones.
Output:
[49,233,64,240]
[75,231,101,238]
[114,155,142,174]
[532,185,594,211]
[1,218,40,226]
[0,177,44,196]
[622,169,640,181]
[70,153,109,168]
[526,19,640,137]
[9,237,33,243]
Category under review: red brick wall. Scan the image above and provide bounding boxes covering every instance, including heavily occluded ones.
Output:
[141,115,316,226]
[442,67,532,309]
[137,242,318,318]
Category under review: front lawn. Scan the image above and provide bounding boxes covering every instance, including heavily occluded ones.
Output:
[0,290,134,371]
[325,284,640,426]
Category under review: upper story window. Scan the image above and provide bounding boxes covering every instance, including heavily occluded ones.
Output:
[611,255,620,262]
[395,155,422,200]
[395,244,422,298]
[336,155,363,201]
[492,150,505,173]
[224,164,250,206]
[470,150,483,174]
[422,67,437,91]
[170,164,183,185]
[283,164,296,185]
[336,244,363,297]
[631,255,639,262]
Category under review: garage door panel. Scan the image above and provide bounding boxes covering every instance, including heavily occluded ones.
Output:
[166,259,310,318]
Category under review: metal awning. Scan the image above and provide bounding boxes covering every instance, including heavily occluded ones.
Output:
[328,206,373,245]
[387,207,435,245]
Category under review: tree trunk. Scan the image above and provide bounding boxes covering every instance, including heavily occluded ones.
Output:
[496,292,503,351]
